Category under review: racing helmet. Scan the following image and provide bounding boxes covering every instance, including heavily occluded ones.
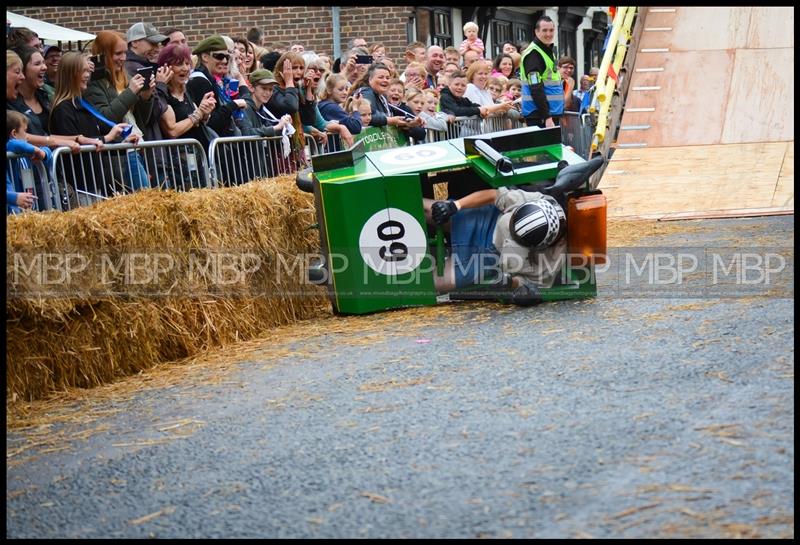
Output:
[510,197,566,250]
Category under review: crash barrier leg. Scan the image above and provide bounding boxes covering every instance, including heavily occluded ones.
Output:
[6,152,60,212]
[304,131,347,157]
[560,111,596,159]
[49,139,210,211]
[208,135,297,186]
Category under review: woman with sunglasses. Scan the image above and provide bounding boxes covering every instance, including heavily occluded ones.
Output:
[187,35,247,139]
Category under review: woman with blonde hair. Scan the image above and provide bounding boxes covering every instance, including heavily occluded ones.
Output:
[7,49,95,152]
[318,72,363,135]
[49,52,137,200]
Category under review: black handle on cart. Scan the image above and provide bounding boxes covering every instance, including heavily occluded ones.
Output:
[474,140,514,175]
[548,154,605,196]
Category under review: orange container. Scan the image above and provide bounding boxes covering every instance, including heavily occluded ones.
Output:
[567,192,607,266]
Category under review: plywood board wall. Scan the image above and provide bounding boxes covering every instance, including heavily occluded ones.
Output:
[616,7,794,148]
[598,142,794,219]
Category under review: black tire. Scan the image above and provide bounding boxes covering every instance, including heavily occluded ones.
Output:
[296,167,315,193]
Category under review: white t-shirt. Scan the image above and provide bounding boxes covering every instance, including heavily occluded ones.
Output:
[464,83,494,107]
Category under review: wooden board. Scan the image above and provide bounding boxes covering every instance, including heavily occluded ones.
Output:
[721,48,795,144]
[618,7,794,148]
[598,142,794,219]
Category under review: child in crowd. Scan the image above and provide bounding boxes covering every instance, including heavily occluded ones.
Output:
[504,78,522,103]
[436,71,450,93]
[370,43,386,63]
[459,21,485,58]
[6,111,47,214]
[487,77,504,103]
[386,79,405,107]
[346,97,373,129]
[406,88,452,132]
[444,46,461,65]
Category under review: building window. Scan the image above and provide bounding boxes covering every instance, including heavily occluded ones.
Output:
[558,28,577,60]
[407,14,417,44]
[431,8,452,48]
[492,20,511,58]
[513,23,530,49]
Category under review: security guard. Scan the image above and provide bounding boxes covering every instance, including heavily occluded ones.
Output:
[520,15,564,128]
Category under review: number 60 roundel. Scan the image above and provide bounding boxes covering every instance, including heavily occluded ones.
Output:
[358,208,428,276]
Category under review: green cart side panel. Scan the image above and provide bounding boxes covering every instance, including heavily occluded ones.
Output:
[319,173,436,314]
[314,155,384,184]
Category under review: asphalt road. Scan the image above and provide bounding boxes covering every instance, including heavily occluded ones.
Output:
[6,216,794,538]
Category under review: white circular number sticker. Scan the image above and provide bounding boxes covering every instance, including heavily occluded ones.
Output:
[358,208,427,276]
[378,145,448,166]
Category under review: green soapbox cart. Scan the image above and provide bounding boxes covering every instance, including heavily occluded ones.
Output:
[296,125,604,315]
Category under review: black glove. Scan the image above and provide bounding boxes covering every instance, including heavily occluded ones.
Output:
[431,200,458,225]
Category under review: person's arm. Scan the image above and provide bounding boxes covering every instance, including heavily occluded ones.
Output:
[361,89,388,127]
[458,189,497,209]
[187,75,235,135]
[84,79,142,123]
[523,51,551,120]
[311,103,328,131]
[319,100,362,134]
[440,91,481,117]
[7,139,37,155]
[429,188,498,224]
[269,86,300,115]
[158,104,197,139]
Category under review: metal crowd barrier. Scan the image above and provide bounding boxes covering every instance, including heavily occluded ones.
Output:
[560,111,595,159]
[208,135,297,186]
[422,114,526,144]
[50,139,211,211]
[6,151,59,212]
[304,132,348,157]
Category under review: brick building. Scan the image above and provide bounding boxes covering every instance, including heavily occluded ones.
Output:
[9,6,609,77]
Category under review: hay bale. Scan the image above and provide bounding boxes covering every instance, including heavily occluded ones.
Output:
[6,176,330,402]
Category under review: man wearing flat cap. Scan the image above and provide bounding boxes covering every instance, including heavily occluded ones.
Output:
[124,21,167,76]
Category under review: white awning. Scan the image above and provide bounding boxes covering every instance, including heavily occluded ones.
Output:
[6,10,96,44]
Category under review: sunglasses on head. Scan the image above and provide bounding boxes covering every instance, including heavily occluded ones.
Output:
[211,52,230,61]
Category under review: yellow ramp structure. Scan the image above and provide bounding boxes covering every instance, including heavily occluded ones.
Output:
[599,6,794,219]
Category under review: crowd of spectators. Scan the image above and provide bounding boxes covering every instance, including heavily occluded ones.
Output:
[7,18,598,213]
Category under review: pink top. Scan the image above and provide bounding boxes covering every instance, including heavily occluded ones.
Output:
[458,37,485,56]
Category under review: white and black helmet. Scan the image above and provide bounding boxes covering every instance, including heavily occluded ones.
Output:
[510,197,566,250]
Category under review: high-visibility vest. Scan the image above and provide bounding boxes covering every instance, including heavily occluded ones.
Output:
[519,42,564,117]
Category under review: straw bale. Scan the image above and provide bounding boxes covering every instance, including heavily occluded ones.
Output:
[7,176,330,402]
